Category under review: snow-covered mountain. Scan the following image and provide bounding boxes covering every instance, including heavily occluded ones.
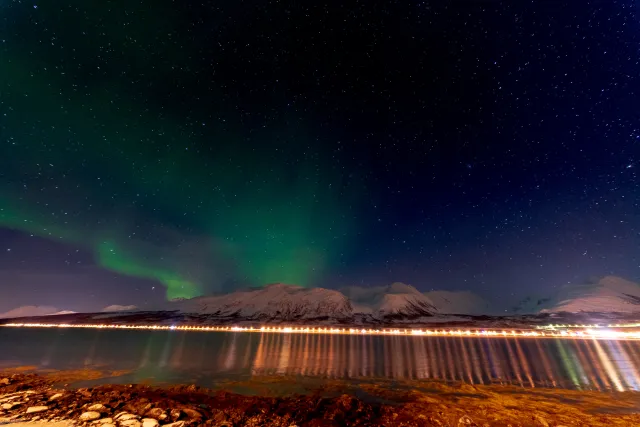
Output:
[166,283,354,320]
[0,306,75,319]
[7,277,640,325]
[160,282,437,320]
[514,276,640,314]
[341,282,437,317]
[424,290,493,315]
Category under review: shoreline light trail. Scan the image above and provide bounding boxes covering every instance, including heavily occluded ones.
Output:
[3,323,640,341]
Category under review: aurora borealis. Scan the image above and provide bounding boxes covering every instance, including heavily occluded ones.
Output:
[1,0,639,311]
[1,51,357,298]
[0,2,359,299]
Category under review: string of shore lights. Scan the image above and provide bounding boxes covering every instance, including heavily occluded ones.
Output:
[3,323,640,340]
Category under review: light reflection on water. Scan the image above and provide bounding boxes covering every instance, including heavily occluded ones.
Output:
[1,328,639,391]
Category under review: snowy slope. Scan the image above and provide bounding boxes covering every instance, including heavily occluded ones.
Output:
[425,290,493,315]
[341,282,437,317]
[513,276,640,314]
[168,283,353,320]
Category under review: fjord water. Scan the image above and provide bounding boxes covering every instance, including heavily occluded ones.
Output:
[1,328,639,392]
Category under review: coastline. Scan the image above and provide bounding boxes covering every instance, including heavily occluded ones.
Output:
[1,369,640,426]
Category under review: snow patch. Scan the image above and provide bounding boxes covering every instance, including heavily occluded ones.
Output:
[102,304,138,312]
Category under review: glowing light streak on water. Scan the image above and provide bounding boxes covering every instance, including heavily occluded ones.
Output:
[609,340,640,390]
[504,338,523,386]
[513,338,534,387]
[622,340,640,380]
[486,338,504,383]
[427,336,438,379]
[573,340,600,391]
[567,339,589,388]
[223,332,237,371]
[592,339,625,391]
[467,338,483,384]
[556,340,580,388]
[584,340,611,390]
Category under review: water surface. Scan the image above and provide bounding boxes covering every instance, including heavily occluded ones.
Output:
[1,328,639,392]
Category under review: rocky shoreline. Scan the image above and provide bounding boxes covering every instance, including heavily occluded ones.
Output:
[2,371,640,426]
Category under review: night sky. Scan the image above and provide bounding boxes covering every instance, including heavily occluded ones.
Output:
[1,1,639,312]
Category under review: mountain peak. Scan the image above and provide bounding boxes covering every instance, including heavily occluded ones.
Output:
[514,275,640,314]
[387,282,421,294]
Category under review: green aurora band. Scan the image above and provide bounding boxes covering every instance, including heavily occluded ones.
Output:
[0,3,360,298]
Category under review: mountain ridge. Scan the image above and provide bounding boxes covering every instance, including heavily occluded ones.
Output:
[4,276,640,321]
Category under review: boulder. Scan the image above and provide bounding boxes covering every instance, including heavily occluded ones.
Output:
[25,406,49,413]
[116,413,138,421]
[170,408,182,421]
[121,420,142,427]
[142,418,160,427]
[88,403,107,412]
[144,408,165,420]
[80,411,102,421]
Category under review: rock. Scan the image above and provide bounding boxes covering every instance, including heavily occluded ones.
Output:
[181,408,202,419]
[535,416,550,427]
[142,418,160,427]
[0,378,10,385]
[121,420,142,427]
[77,388,92,398]
[80,411,103,421]
[103,424,116,427]
[144,408,165,420]
[458,415,476,426]
[26,405,49,413]
[163,422,185,427]
[100,418,114,424]
[210,409,227,424]
[170,409,182,421]
[138,403,153,415]
[337,394,354,410]
[88,403,107,412]
[49,393,64,401]
[1,403,14,410]
[116,413,138,421]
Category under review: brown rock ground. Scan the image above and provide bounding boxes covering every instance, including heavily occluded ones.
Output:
[0,370,639,426]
